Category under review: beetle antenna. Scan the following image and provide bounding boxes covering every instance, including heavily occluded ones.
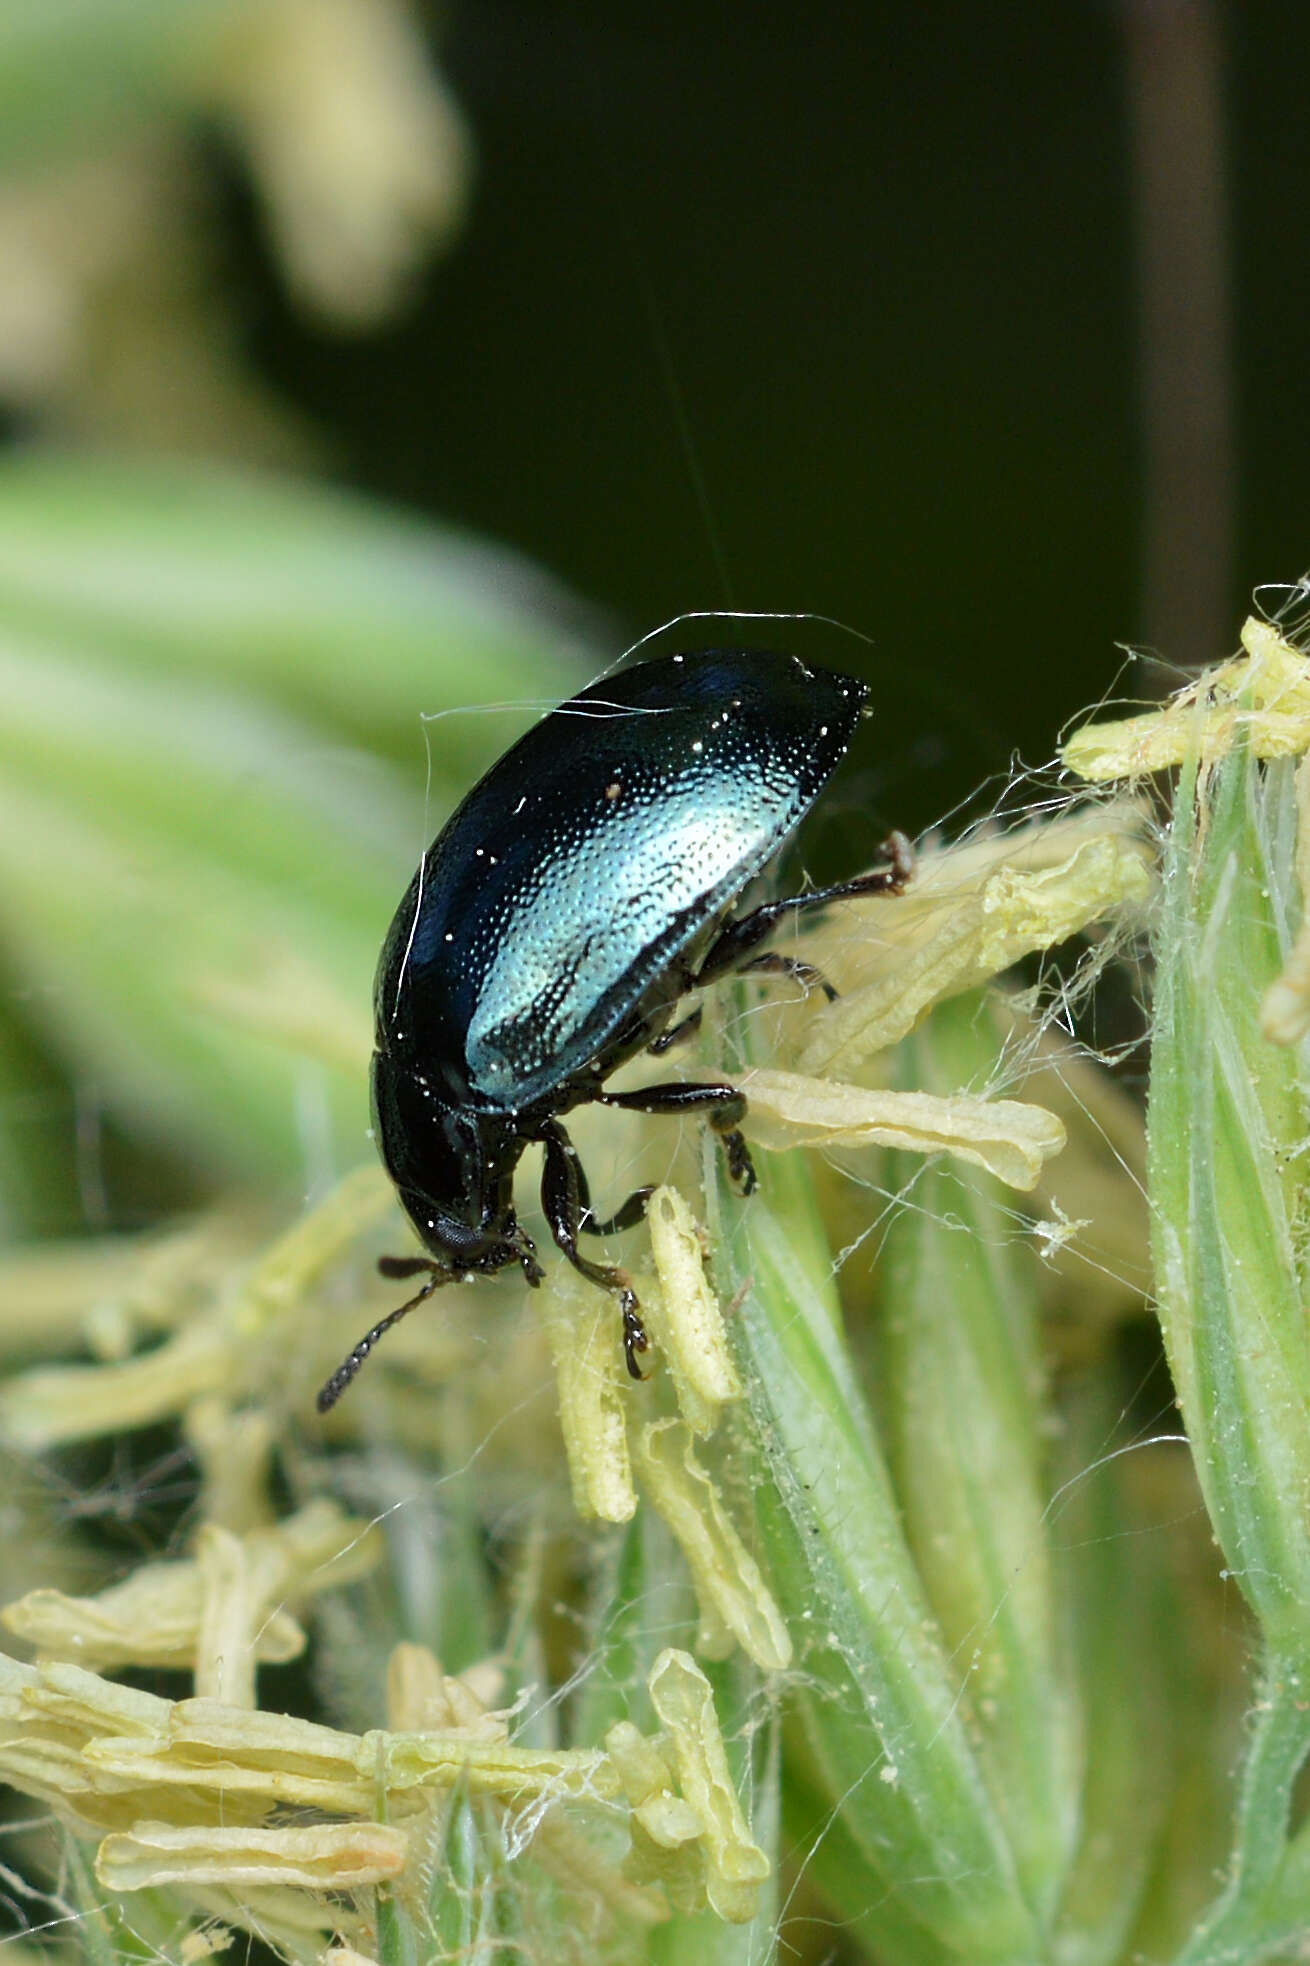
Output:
[316,1271,442,1412]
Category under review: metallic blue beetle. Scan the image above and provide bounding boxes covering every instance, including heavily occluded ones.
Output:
[318,649,909,1409]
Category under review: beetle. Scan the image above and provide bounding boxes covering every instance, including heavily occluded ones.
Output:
[317,648,910,1410]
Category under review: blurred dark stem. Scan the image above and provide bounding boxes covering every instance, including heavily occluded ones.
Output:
[1122,0,1233,667]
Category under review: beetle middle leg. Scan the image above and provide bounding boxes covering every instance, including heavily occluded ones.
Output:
[647,1005,703,1055]
[694,828,914,993]
[597,1081,756,1196]
[538,1118,649,1378]
[733,949,837,1000]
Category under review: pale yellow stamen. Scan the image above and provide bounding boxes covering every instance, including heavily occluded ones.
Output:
[739,1066,1066,1192]
[605,1650,771,1923]
[540,1266,636,1522]
[385,1640,507,1738]
[796,827,1150,1078]
[2,1499,379,1680]
[0,1638,767,1920]
[641,1185,741,1433]
[96,1818,408,1894]
[647,1649,771,1923]
[0,1167,396,1451]
[1063,617,1310,781]
[635,1419,792,1671]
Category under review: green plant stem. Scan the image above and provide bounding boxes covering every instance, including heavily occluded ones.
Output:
[708,1134,1040,1964]
[1173,1647,1310,1965]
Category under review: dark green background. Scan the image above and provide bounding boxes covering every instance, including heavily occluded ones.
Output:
[232,2,1304,834]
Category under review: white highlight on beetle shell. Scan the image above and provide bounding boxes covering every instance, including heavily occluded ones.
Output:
[466,771,794,1100]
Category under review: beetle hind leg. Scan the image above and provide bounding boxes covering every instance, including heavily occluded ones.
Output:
[580,1186,656,1237]
[539,1118,648,1378]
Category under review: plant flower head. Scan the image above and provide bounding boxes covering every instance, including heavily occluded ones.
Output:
[0,714,1161,1962]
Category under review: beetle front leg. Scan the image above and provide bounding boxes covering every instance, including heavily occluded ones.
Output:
[564,1131,656,1237]
[597,1081,757,1196]
[538,1119,649,1379]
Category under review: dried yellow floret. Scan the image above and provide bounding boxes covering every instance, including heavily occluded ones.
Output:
[178,1924,236,1963]
[185,1396,277,1533]
[797,827,1150,1078]
[647,1649,770,1923]
[385,1640,507,1738]
[1063,616,1310,781]
[200,0,472,328]
[2,1500,379,1686]
[739,1066,1066,1192]
[95,1818,408,1892]
[0,1166,401,1451]
[0,1210,243,1364]
[641,1185,741,1433]
[0,1319,232,1452]
[0,1627,771,1930]
[231,1164,394,1336]
[605,1652,770,1925]
[540,1265,636,1522]
[635,1419,791,1671]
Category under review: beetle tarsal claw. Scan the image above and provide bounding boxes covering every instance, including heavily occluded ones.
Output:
[716,1127,757,1195]
[622,1298,650,1382]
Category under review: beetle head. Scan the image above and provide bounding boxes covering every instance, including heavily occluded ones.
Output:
[371,1047,531,1274]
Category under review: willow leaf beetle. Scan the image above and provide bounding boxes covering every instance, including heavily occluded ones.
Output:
[318,648,909,1409]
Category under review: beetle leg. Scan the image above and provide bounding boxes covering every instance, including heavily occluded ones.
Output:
[538,1119,648,1379]
[694,829,914,990]
[732,949,837,1001]
[573,1145,657,1237]
[714,1114,757,1192]
[499,1226,545,1287]
[597,1081,757,1196]
[647,1005,704,1055]
[580,1188,656,1235]
[569,1144,655,1236]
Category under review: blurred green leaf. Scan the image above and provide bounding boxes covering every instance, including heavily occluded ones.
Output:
[1047,1378,1178,1966]
[0,452,597,769]
[879,994,1078,1927]
[0,454,596,1220]
[1148,734,1310,1959]
[0,2,224,167]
